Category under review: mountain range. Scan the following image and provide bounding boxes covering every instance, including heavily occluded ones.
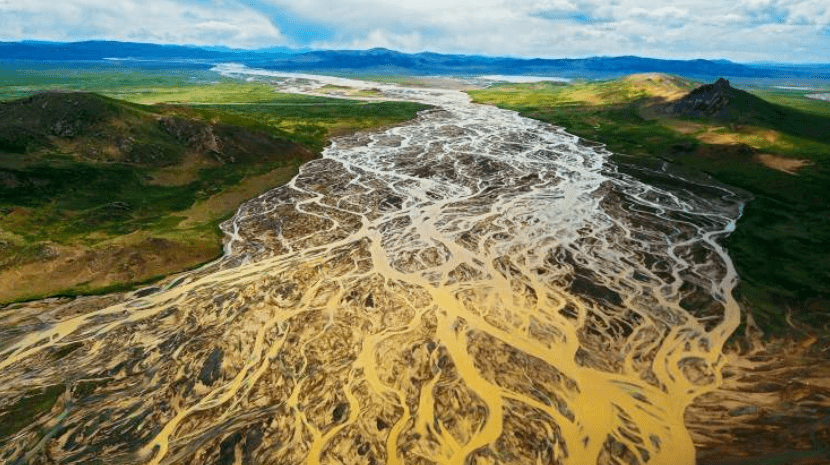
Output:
[2,41,830,80]
[0,40,298,62]
[265,48,761,78]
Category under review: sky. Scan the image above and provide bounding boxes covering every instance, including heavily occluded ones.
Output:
[1,0,829,62]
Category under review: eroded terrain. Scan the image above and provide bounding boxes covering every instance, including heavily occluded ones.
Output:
[1,71,752,464]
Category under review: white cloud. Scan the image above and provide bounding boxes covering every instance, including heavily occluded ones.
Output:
[261,0,830,61]
[0,0,285,48]
[343,30,426,51]
[0,0,827,61]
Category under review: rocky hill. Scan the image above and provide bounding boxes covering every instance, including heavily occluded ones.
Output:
[661,77,830,143]
[661,78,780,121]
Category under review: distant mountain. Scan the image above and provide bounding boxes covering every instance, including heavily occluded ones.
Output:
[1,41,828,80]
[265,48,764,78]
[262,48,830,80]
[0,40,298,62]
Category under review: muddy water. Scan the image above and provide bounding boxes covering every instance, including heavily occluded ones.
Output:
[0,69,746,464]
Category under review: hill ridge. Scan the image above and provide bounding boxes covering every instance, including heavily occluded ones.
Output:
[0,91,312,166]
[660,77,830,144]
[4,40,829,79]
[662,77,777,120]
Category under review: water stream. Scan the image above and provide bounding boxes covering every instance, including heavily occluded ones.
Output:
[0,68,746,465]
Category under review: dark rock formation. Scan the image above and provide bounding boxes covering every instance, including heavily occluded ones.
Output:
[662,78,749,120]
[660,77,830,144]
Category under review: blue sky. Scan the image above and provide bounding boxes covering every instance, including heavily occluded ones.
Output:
[1,0,829,62]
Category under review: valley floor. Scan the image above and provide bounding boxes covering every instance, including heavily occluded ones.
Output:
[1,68,828,464]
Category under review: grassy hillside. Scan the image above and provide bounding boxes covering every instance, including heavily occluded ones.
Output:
[0,67,429,303]
[469,75,830,335]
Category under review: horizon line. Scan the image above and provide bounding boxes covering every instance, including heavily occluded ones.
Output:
[4,39,830,66]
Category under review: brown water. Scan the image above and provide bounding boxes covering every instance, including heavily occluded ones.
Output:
[0,69,746,464]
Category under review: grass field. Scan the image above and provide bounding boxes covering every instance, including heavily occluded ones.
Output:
[0,62,429,302]
[469,75,830,335]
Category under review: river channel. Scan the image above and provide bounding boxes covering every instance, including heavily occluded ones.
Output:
[0,68,747,465]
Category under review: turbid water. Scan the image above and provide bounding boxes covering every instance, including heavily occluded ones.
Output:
[0,68,747,464]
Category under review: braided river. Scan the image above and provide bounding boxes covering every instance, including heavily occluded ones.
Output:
[0,68,747,464]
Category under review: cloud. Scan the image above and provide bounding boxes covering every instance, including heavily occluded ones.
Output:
[0,0,827,61]
[258,0,830,61]
[345,30,426,51]
[0,0,285,48]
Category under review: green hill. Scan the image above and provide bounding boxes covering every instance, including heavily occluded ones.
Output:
[662,78,830,143]
[662,78,779,120]
[0,91,312,166]
[0,92,132,152]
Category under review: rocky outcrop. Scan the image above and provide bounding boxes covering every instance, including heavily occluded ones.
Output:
[158,116,222,154]
[662,78,746,120]
[661,77,794,126]
[157,115,313,165]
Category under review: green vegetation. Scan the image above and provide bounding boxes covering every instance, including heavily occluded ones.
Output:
[194,100,428,153]
[0,64,429,303]
[469,75,830,335]
[0,62,221,101]
[751,88,830,117]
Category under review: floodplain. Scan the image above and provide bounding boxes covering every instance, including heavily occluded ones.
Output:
[0,61,829,465]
